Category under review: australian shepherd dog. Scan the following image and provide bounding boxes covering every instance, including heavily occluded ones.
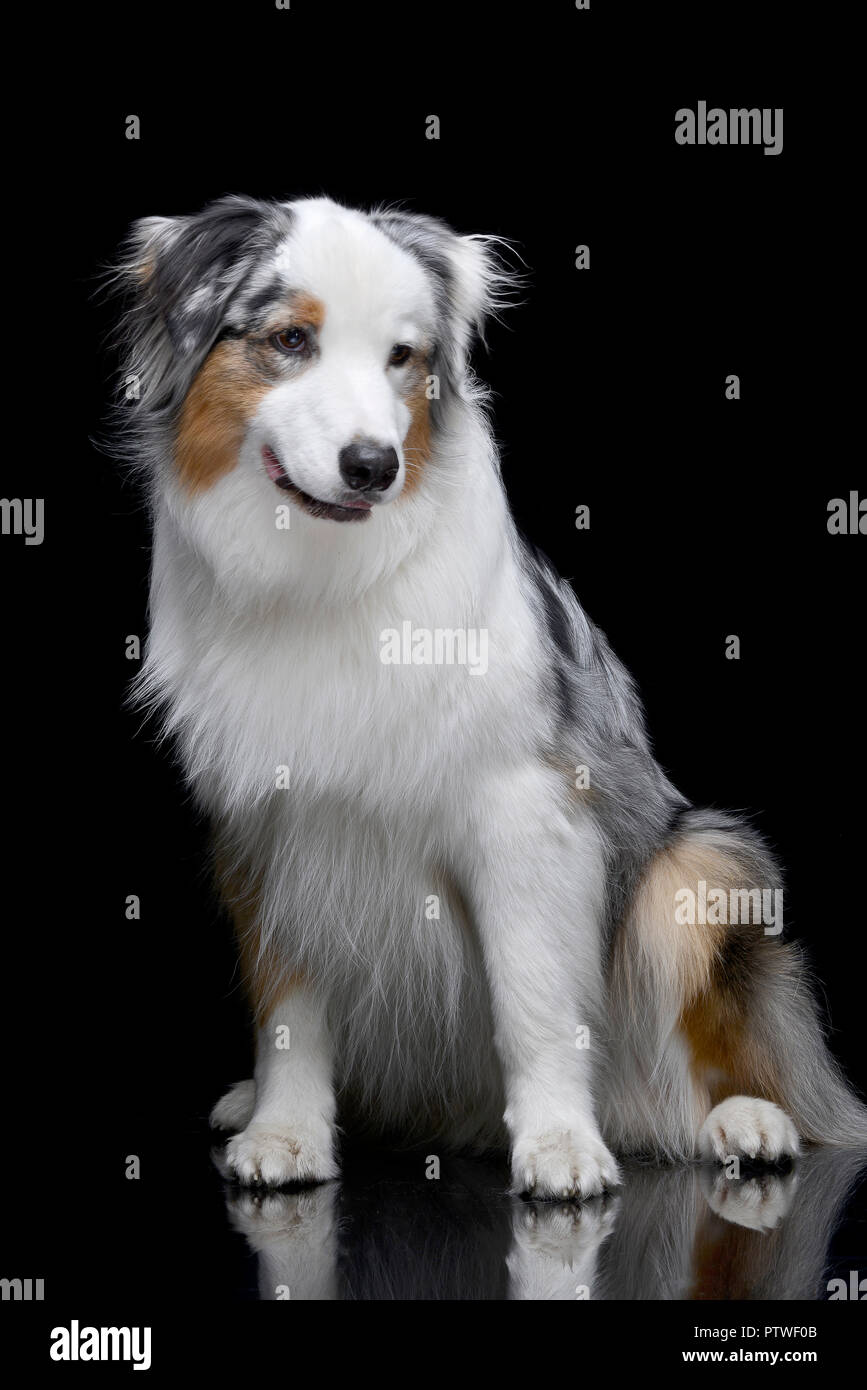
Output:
[111,195,866,1199]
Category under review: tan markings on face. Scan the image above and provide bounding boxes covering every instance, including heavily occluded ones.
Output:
[291,291,325,330]
[174,292,327,495]
[400,360,432,497]
[261,289,326,336]
[175,339,268,494]
[214,851,303,1025]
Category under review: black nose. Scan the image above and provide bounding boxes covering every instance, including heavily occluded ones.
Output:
[338,441,399,493]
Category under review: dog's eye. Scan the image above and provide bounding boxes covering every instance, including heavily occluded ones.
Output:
[272,327,307,354]
[389,343,413,366]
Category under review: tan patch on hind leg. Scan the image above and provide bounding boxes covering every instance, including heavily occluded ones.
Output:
[614,837,728,1011]
[665,841,788,1111]
[613,834,788,1150]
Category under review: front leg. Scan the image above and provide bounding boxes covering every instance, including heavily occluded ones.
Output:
[225,983,339,1187]
[465,768,620,1200]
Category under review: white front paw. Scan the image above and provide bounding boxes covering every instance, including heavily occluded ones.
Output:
[698,1096,800,1164]
[511,1129,621,1200]
[225,1122,338,1187]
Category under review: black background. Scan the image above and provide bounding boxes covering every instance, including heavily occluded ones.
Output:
[2,0,864,1329]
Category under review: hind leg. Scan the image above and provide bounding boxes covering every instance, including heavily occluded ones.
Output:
[608,813,810,1161]
[698,1095,800,1164]
[211,1078,256,1131]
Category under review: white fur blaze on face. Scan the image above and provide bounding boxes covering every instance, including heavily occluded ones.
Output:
[247,202,438,518]
[253,352,407,515]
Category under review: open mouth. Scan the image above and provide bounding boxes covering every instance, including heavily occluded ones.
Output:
[262,446,373,523]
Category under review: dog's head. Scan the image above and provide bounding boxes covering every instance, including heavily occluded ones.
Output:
[114,197,515,584]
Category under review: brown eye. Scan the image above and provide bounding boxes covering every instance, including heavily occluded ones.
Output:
[389,343,413,366]
[272,326,307,354]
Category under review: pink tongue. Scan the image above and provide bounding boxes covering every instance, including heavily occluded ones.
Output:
[263,448,286,484]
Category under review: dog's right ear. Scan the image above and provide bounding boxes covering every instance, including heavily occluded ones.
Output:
[127,214,176,286]
[110,196,292,427]
[120,195,287,365]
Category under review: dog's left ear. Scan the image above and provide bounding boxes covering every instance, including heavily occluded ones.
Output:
[440,232,522,351]
[372,208,523,359]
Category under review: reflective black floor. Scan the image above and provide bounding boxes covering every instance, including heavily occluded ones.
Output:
[215,1143,867,1301]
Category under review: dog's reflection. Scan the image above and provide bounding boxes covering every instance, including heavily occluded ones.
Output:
[223,1147,866,1300]
[227,1185,340,1301]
